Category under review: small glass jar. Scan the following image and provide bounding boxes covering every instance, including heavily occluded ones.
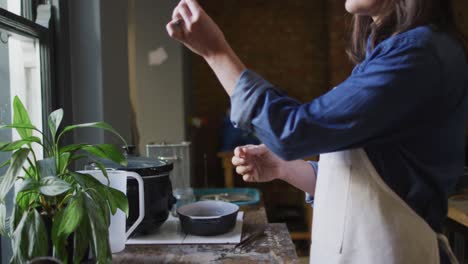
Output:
[172,187,196,216]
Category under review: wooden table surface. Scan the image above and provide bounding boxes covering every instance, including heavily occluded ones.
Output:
[448,195,468,227]
[112,206,298,263]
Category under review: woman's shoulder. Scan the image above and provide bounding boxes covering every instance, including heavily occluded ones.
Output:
[370,25,465,63]
[377,26,438,52]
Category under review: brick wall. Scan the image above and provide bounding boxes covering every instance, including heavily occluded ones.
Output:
[454,0,468,37]
[189,0,468,188]
[190,0,331,187]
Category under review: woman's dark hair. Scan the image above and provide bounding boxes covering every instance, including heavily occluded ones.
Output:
[347,0,468,64]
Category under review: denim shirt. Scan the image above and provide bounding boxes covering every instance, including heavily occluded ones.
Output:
[230,26,468,233]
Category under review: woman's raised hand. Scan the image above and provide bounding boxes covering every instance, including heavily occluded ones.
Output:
[167,0,229,59]
[231,144,286,183]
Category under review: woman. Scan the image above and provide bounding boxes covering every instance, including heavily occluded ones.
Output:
[167,0,467,263]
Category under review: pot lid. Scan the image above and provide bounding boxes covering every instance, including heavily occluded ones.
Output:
[97,145,173,174]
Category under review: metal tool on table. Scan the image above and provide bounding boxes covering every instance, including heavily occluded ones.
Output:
[234,226,267,252]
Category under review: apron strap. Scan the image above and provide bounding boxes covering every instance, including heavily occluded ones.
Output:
[437,234,460,264]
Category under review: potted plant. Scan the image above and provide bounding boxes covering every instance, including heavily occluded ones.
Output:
[0,96,129,263]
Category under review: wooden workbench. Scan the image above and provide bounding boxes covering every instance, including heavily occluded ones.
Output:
[445,195,468,262]
[112,207,298,263]
[448,195,468,228]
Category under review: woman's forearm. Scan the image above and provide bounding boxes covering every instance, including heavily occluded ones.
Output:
[204,47,246,96]
[280,160,317,195]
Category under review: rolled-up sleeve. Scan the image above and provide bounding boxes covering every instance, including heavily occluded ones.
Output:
[230,38,440,161]
[230,70,284,131]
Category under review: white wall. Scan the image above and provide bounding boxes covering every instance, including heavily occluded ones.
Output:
[67,0,186,154]
[128,0,186,154]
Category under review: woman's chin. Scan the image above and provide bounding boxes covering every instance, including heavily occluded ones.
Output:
[345,0,376,15]
[345,2,358,14]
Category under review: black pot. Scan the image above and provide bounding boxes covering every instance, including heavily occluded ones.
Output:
[177,201,239,236]
[100,145,176,235]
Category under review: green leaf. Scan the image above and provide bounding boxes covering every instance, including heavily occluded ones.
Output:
[39,176,71,196]
[48,109,64,142]
[0,148,30,202]
[86,189,110,227]
[82,144,127,166]
[27,209,49,258]
[73,218,91,264]
[0,136,42,152]
[11,211,28,264]
[11,209,49,262]
[107,187,129,216]
[58,152,71,174]
[16,178,38,193]
[16,191,40,210]
[0,123,36,131]
[10,205,23,234]
[0,203,6,236]
[83,191,111,263]
[71,172,105,190]
[69,154,88,163]
[13,96,33,140]
[0,159,10,170]
[58,121,127,147]
[51,209,65,256]
[57,193,84,238]
[73,173,111,222]
[59,144,88,155]
[90,161,109,184]
[37,158,57,179]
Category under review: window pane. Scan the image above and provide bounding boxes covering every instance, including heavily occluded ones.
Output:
[0,32,44,161]
[1,0,36,19]
[1,0,21,16]
[0,28,11,175]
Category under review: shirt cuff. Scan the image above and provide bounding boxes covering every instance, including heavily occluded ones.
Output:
[229,69,273,132]
[305,161,318,205]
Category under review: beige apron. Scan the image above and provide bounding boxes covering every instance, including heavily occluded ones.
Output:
[310,149,458,264]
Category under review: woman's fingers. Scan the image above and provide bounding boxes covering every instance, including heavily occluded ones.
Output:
[178,3,193,31]
[171,0,198,34]
[243,173,257,182]
[243,144,268,156]
[234,146,245,158]
[184,0,201,18]
[231,156,246,166]
[234,144,263,158]
[236,164,254,175]
[166,19,184,40]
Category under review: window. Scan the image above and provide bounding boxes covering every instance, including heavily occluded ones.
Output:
[0,1,53,262]
[1,26,44,158]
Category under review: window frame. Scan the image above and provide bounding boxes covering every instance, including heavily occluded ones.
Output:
[0,6,54,130]
[0,4,54,263]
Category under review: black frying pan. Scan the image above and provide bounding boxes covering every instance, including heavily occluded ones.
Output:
[177,201,239,236]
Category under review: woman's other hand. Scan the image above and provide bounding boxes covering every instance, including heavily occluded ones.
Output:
[231,144,286,183]
[167,0,229,59]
